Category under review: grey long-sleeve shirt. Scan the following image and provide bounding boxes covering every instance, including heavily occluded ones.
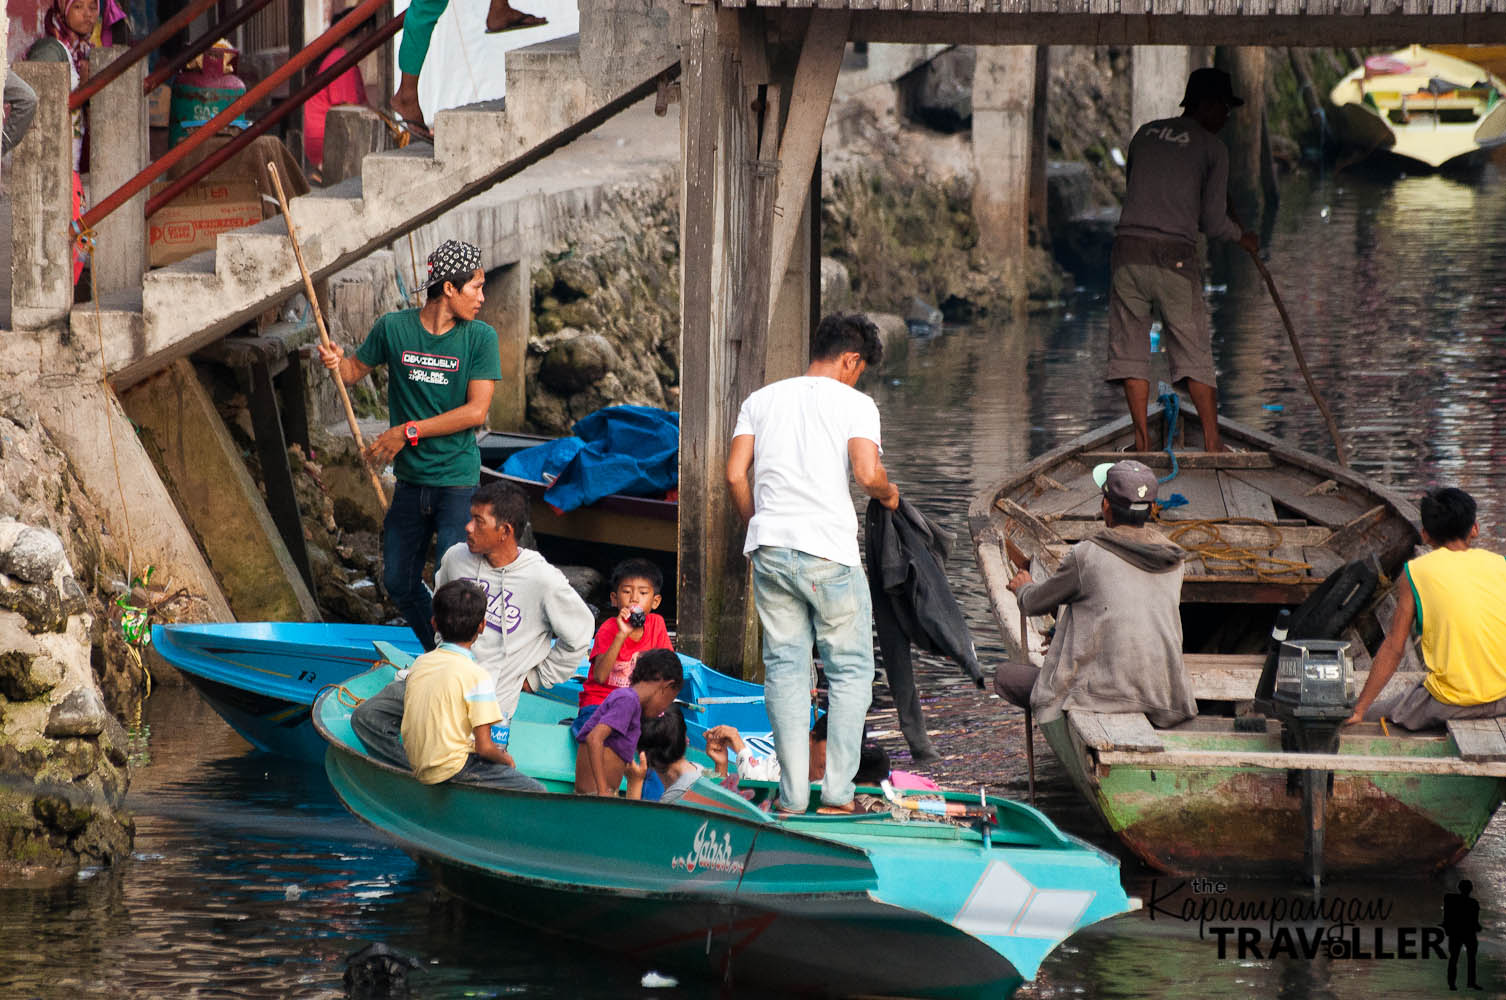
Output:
[435,544,594,718]
[1115,116,1244,248]
[1018,525,1196,728]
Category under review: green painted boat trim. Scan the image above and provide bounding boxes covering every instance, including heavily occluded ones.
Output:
[1042,715,1505,877]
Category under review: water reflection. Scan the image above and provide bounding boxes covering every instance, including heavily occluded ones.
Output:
[3,165,1504,998]
[864,165,1506,999]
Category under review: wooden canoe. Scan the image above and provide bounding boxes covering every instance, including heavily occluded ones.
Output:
[477,430,677,555]
[1328,44,1506,168]
[969,408,1506,877]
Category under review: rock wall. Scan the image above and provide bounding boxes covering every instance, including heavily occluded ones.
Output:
[525,178,682,434]
[0,400,160,872]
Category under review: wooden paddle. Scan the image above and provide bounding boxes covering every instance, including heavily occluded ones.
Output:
[267,163,389,511]
[1243,246,1349,468]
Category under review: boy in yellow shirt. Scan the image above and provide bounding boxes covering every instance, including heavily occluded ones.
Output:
[1348,487,1506,730]
[401,580,544,789]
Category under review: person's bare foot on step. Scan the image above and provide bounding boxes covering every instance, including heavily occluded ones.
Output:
[486,0,547,33]
[389,79,431,140]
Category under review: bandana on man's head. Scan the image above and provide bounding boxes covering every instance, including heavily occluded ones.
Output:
[426,240,482,292]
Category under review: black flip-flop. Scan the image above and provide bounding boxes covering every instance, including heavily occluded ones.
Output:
[486,13,547,33]
[376,108,433,144]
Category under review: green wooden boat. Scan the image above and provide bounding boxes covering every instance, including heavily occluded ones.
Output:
[313,665,1133,998]
[970,407,1506,878]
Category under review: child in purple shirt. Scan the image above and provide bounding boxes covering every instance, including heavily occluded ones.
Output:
[574,649,683,795]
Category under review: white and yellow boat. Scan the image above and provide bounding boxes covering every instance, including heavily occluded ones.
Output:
[1329,44,1506,168]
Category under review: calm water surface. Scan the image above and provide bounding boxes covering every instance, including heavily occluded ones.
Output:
[4,166,1505,998]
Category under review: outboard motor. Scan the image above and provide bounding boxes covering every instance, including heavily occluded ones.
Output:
[1265,638,1357,888]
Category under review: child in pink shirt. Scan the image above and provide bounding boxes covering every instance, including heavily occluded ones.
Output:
[581,559,673,710]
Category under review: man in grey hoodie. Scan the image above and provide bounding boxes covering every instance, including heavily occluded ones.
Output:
[994,460,1196,728]
[352,479,594,769]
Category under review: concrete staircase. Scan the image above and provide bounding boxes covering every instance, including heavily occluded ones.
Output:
[83,34,679,389]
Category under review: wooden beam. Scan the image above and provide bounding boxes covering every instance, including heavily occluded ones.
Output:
[767,10,850,322]
[677,3,727,667]
[1078,450,1273,468]
[833,12,1506,47]
[1096,746,1506,777]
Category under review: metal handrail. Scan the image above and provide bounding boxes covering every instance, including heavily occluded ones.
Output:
[144,11,403,218]
[142,0,280,95]
[69,0,220,110]
[79,0,388,232]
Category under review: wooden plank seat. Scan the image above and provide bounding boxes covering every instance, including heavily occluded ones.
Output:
[1069,710,1166,752]
[1447,719,1506,762]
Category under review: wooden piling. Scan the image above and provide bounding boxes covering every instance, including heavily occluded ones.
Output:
[678,8,832,678]
[972,46,1036,290]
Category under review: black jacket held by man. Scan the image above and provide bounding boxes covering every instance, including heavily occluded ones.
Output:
[865,497,984,763]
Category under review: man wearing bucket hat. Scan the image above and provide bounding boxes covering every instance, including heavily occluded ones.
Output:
[319,239,502,649]
[993,460,1196,729]
[1108,67,1261,455]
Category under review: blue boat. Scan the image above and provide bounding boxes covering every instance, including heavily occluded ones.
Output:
[151,622,775,762]
[314,665,1134,998]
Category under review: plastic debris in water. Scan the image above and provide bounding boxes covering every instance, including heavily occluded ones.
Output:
[1319,206,1331,221]
[284,884,303,900]
[1110,147,1126,167]
[641,971,679,988]
[1263,403,1284,412]
[77,867,101,880]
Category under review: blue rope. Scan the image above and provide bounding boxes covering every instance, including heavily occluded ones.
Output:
[1158,388,1180,484]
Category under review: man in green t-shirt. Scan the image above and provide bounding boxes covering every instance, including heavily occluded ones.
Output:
[318,239,502,649]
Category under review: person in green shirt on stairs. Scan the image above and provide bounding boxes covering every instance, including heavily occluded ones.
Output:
[318,239,502,649]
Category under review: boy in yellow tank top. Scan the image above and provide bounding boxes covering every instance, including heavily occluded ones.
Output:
[1348,488,1506,730]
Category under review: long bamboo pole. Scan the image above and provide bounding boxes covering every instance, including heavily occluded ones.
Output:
[267,164,389,511]
[1245,247,1349,467]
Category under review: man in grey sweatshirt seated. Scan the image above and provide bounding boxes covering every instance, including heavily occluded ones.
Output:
[994,460,1196,729]
[353,479,594,768]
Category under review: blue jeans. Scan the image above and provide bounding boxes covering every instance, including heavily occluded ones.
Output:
[750,546,874,812]
[382,481,475,650]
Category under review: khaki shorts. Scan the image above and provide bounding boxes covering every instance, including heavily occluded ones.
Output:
[1105,236,1216,388]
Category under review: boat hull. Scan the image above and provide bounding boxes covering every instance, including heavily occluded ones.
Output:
[314,668,1133,997]
[152,622,423,762]
[327,746,1025,999]
[1041,716,1506,878]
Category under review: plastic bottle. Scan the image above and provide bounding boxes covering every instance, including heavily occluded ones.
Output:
[1271,608,1291,646]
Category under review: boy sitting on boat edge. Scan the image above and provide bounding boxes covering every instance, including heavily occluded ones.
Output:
[993,459,1197,729]
[1348,487,1506,730]
[398,580,543,791]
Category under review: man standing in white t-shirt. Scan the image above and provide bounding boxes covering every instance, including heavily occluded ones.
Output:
[725,314,900,815]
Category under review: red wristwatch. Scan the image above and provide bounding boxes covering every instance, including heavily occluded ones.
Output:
[404,421,420,446]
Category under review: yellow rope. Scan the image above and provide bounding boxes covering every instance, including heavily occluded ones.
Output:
[319,682,366,709]
[1156,515,1314,582]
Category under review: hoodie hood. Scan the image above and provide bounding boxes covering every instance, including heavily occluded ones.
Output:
[1087,525,1186,573]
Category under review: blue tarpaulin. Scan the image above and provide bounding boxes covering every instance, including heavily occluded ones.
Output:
[501,406,679,512]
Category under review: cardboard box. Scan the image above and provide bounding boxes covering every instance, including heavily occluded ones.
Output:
[147,85,171,129]
[147,179,262,268]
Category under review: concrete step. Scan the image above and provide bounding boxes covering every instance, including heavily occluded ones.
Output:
[101,29,661,388]
[498,34,593,157]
